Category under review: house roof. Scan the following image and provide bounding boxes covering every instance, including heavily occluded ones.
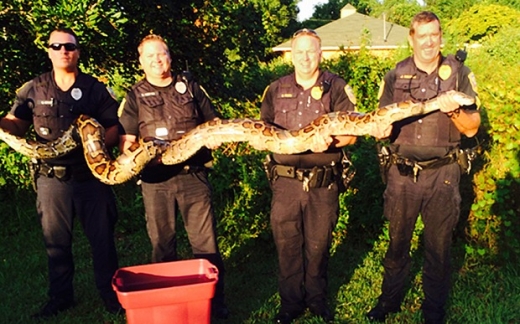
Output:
[273,4,410,52]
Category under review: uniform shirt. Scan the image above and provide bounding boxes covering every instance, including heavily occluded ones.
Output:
[11,71,119,165]
[261,71,356,168]
[118,78,219,138]
[379,55,478,161]
[118,77,219,182]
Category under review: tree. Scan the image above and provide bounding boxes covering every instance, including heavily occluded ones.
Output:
[311,0,372,20]
[444,4,520,44]
[111,0,299,99]
[366,0,421,27]
[0,0,128,108]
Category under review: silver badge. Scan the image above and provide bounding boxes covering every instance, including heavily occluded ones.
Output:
[71,88,82,100]
[175,81,187,94]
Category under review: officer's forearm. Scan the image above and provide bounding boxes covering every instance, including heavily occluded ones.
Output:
[449,109,481,138]
[104,125,120,148]
[331,135,357,148]
[119,134,136,152]
[0,114,31,136]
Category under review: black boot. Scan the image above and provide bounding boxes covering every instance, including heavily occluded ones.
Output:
[32,296,75,319]
[366,301,400,322]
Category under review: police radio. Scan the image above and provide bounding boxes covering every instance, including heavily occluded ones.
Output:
[321,79,331,94]
[456,48,467,63]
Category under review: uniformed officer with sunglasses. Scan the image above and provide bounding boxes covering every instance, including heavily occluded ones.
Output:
[0,28,122,318]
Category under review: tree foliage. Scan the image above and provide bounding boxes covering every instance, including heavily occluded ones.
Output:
[366,0,422,27]
[0,0,128,107]
[444,4,520,44]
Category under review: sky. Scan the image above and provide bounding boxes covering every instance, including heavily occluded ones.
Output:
[297,0,328,21]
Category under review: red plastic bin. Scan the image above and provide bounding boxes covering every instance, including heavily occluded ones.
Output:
[112,259,218,324]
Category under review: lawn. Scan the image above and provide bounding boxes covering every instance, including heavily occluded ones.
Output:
[1,185,519,324]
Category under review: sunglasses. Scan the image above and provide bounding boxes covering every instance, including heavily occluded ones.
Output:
[48,43,78,51]
[292,28,319,38]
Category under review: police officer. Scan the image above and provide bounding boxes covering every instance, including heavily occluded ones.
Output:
[260,29,357,324]
[118,34,229,319]
[0,28,122,318]
[367,12,481,324]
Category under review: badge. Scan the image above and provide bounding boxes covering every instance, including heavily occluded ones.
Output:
[438,65,452,81]
[155,127,168,137]
[175,81,187,94]
[344,84,357,105]
[311,86,323,100]
[71,88,82,100]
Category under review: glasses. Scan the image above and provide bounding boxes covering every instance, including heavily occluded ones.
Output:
[292,28,319,38]
[48,43,78,51]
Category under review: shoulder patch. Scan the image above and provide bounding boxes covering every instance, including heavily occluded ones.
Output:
[344,84,357,105]
[117,98,126,117]
[377,80,385,100]
[260,85,270,102]
[106,87,117,100]
[467,72,481,109]
[200,85,211,99]
[16,81,32,94]
[467,72,478,94]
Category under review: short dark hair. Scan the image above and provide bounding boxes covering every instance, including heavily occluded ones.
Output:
[49,27,80,47]
[409,11,441,36]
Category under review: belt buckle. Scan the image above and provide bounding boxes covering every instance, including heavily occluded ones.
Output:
[53,166,68,180]
[275,165,295,178]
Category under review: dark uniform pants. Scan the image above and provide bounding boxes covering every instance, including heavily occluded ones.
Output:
[140,170,226,305]
[380,162,461,321]
[270,177,339,313]
[36,176,119,300]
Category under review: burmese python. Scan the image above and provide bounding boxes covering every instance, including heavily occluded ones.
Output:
[0,91,474,185]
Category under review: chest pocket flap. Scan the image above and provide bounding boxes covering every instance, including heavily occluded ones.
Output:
[139,92,164,107]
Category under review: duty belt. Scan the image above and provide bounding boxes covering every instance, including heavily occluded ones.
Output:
[37,163,69,180]
[390,151,458,182]
[31,160,94,182]
[179,165,206,174]
[271,164,339,191]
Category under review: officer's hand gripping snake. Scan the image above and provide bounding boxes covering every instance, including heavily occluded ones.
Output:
[0,91,474,185]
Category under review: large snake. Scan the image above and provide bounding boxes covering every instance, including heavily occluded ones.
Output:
[0,91,474,185]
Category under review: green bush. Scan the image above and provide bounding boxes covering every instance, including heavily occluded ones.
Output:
[461,26,520,263]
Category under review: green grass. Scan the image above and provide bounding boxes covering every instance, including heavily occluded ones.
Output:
[1,186,519,324]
